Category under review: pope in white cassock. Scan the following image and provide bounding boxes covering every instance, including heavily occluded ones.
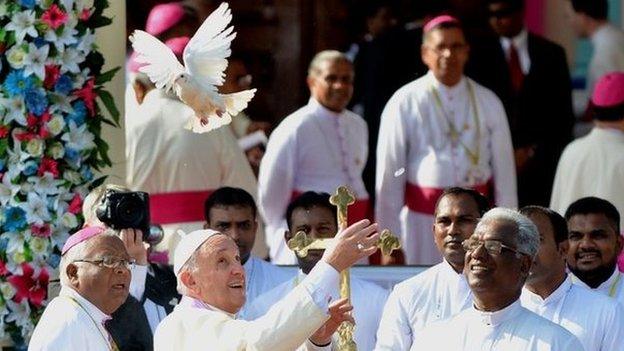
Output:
[412,208,583,351]
[247,192,388,351]
[375,15,517,265]
[29,227,133,351]
[519,206,624,351]
[154,220,381,351]
[376,187,490,350]
[258,50,369,264]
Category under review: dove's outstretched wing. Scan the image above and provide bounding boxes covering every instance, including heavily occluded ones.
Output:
[130,30,185,92]
[184,88,257,133]
[183,2,236,92]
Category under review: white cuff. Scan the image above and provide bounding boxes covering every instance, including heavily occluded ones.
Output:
[301,260,340,312]
[129,264,148,300]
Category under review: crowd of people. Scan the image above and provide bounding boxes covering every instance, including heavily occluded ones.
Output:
[25,0,624,349]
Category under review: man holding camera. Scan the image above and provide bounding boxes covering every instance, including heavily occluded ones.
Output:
[82,184,180,350]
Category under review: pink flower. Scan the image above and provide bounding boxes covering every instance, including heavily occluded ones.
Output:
[0,260,8,277]
[68,194,83,215]
[41,5,68,30]
[38,158,60,178]
[7,264,49,307]
[74,78,96,116]
[79,8,92,21]
[31,224,51,238]
[0,126,8,139]
[44,65,61,90]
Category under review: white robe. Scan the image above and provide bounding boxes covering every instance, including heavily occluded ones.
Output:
[570,268,624,306]
[154,261,339,351]
[376,260,472,351]
[411,300,583,351]
[125,90,258,259]
[237,256,294,319]
[29,287,115,351]
[550,127,624,229]
[246,271,388,351]
[376,72,517,265]
[258,98,369,264]
[521,276,624,351]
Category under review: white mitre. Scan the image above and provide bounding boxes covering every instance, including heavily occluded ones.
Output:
[174,229,222,274]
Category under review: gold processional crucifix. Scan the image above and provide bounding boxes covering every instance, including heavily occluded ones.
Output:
[287,186,401,351]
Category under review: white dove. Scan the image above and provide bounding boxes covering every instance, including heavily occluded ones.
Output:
[130,2,256,133]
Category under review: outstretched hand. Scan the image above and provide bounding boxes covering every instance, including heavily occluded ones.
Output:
[120,228,148,265]
[322,219,380,272]
[309,298,354,346]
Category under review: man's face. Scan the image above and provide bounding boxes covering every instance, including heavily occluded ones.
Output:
[488,2,525,38]
[307,59,354,113]
[421,27,469,86]
[69,235,131,314]
[367,6,395,38]
[191,235,246,314]
[567,213,623,275]
[207,205,257,263]
[286,206,337,274]
[526,212,566,284]
[433,194,480,270]
[464,219,531,298]
[564,2,588,37]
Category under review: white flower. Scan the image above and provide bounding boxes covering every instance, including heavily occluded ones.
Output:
[25,138,44,158]
[45,23,78,52]
[76,30,95,54]
[6,300,31,328]
[0,96,27,126]
[6,141,30,171]
[61,212,78,229]
[63,170,81,184]
[20,192,51,226]
[57,47,83,73]
[61,121,95,151]
[0,283,17,301]
[0,173,21,206]
[48,142,65,159]
[49,93,75,115]
[23,44,50,80]
[60,0,74,11]
[47,114,66,136]
[0,2,8,17]
[49,224,70,250]
[28,173,62,196]
[5,10,38,44]
[6,45,27,69]
[73,67,90,87]
[6,232,26,256]
[29,237,49,256]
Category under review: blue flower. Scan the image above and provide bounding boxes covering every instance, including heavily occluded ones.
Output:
[4,70,35,97]
[22,160,38,176]
[34,37,47,48]
[18,0,35,9]
[54,75,73,95]
[3,206,28,232]
[80,165,93,181]
[66,101,87,126]
[46,254,61,269]
[25,88,49,116]
[0,237,8,252]
[0,159,5,172]
[64,147,81,168]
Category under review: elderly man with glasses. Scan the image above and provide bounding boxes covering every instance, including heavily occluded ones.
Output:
[411,208,583,350]
[30,227,133,351]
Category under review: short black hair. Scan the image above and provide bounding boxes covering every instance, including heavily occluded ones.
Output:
[435,187,491,216]
[589,102,624,122]
[363,0,392,19]
[487,0,524,9]
[564,197,620,234]
[204,187,257,221]
[570,0,608,20]
[285,192,337,231]
[519,206,569,245]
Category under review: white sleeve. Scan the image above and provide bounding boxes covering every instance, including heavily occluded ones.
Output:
[486,94,518,208]
[129,264,148,300]
[549,146,570,214]
[601,302,624,351]
[375,287,413,351]
[375,94,409,235]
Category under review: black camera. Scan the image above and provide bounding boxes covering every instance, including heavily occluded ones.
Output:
[95,190,155,242]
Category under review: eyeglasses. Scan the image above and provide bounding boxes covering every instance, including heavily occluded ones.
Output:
[462,238,525,256]
[73,257,136,270]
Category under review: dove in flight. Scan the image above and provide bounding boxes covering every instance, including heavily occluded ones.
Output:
[130,2,256,133]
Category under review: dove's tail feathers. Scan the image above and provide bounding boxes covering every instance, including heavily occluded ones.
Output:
[222,89,257,115]
[130,30,185,92]
[185,113,233,134]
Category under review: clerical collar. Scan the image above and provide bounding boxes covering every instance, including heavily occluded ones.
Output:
[179,295,236,319]
[571,268,621,296]
[427,70,466,96]
[307,97,344,120]
[522,275,572,306]
[60,286,111,324]
[471,299,522,327]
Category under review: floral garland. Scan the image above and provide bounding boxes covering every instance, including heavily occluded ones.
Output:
[0,0,118,346]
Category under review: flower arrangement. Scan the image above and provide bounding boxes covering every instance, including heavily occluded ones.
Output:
[0,0,119,346]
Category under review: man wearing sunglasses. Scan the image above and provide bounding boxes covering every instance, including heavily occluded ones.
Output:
[30,227,132,350]
[412,208,583,350]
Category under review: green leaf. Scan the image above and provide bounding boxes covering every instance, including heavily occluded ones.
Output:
[0,138,7,157]
[97,89,120,126]
[95,66,120,85]
[90,176,107,189]
[94,137,112,167]
[0,29,6,42]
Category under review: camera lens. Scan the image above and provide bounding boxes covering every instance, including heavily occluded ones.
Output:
[115,196,146,224]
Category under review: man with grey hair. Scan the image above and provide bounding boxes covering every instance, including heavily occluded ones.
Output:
[259,50,369,264]
[30,227,133,350]
[411,208,583,350]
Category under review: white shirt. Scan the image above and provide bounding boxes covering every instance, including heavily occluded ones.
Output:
[29,287,114,351]
[499,29,531,75]
[376,72,517,264]
[154,261,339,351]
[128,265,173,333]
[550,127,624,230]
[376,261,472,350]
[588,23,624,95]
[237,255,293,319]
[411,300,584,351]
[247,270,388,351]
[570,268,624,306]
[521,276,624,351]
[258,98,368,264]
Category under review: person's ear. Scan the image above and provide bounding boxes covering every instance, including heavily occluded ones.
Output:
[616,234,623,254]
[203,222,210,230]
[66,263,80,286]
[180,270,197,294]
[520,254,532,277]
[284,230,293,243]
[558,240,569,260]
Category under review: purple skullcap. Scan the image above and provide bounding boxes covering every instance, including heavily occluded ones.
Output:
[145,2,185,37]
[61,226,106,255]
[591,72,624,108]
[423,15,460,33]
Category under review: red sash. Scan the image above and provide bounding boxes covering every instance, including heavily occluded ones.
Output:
[404,181,492,215]
[150,190,214,224]
[291,191,371,225]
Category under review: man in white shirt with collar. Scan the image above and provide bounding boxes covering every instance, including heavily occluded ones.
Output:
[376,187,490,350]
[203,187,292,319]
[376,15,517,265]
[154,220,381,351]
[520,205,624,351]
[247,192,388,351]
[564,197,624,304]
[30,227,133,350]
[258,50,369,264]
[413,208,583,350]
